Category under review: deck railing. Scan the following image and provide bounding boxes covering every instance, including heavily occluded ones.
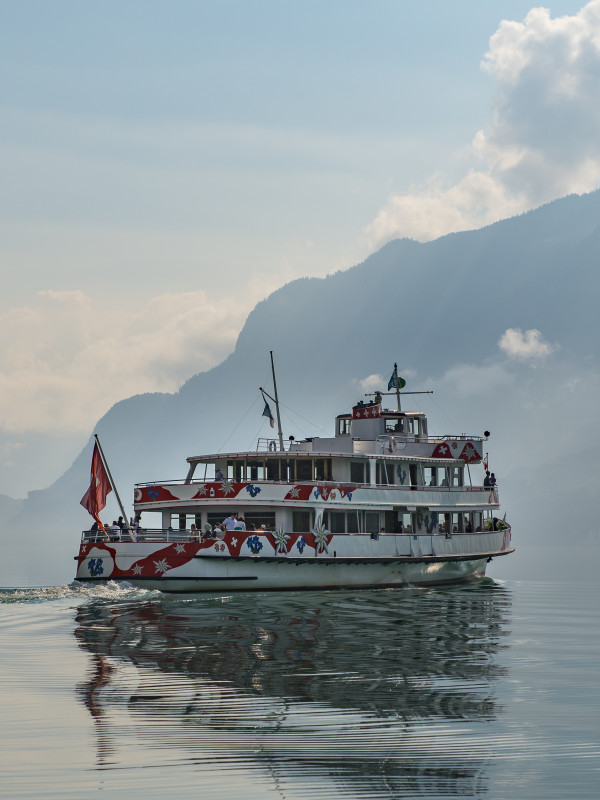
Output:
[80,524,505,545]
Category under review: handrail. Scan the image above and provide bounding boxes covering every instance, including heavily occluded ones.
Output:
[133,478,498,496]
[80,526,506,544]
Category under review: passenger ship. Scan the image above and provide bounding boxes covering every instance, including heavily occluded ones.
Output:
[75,366,513,592]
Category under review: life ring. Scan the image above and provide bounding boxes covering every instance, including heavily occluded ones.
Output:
[269,441,276,452]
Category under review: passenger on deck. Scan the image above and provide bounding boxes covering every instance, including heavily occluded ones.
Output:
[189,524,200,542]
[490,473,497,487]
[215,524,226,539]
[215,468,224,481]
[109,521,121,541]
[233,515,246,531]
[223,513,237,530]
[483,470,491,488]
[465,519,473,532]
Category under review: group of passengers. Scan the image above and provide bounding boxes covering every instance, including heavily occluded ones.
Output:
[91,515,142,541]
[188,513,269,542]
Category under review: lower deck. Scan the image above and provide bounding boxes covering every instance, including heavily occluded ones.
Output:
[76,527,514,591]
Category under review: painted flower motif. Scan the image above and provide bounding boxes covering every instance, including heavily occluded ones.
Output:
[296,536,306,554]
[221,481,235,496]
[148,487,160,500]
[175,543,186,553]
[196,484,208,496]
[246,484,261,498]
[247,535,263,555]
[132,563,143,575]
[463,444,476,460]
[273,524,290,554]
[88,558,104,576]
[310,515,331,554]
[153,558,171,574]
[313,487,321,500]
[231,537,238,547]
[288,487,300,499]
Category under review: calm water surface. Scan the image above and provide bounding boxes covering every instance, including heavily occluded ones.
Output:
[0,579,598,799]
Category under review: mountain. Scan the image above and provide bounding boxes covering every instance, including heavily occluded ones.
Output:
[3,191,600,585]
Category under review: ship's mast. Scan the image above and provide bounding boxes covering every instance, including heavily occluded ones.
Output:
[270,350,284,451]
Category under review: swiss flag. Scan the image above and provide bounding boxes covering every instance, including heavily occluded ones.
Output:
[352,403,381,420]
[80,443,112,524]
[431,442,454,459]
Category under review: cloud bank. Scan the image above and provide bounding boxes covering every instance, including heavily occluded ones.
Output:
[0,290,247,433]
[367,1,600,245]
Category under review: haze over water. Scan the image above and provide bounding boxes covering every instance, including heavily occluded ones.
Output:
[1,579,598,799]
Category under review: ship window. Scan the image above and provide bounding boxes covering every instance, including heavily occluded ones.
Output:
[409,463,419,488]
[385,418,404,434]
[329,512,346,533]
[292,511,311,532]
[423,466,437,486]
[244,512,276,531]
[350,460,366,483]
[365,511,380,533]
[296,459,312,481]
[377,462,395,485]
[314,458,332,481]
[450,467,463,487]
[338,418,351,435]
[227,460,244,481]
[266,459,280,481]
[247,460,265,480]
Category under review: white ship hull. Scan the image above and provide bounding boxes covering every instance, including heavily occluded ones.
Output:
[75,529,513,593]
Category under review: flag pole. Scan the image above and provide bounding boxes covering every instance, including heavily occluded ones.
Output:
[94,434,131,536]
[269,351,284,452]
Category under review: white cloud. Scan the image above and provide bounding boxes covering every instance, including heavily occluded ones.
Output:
[0,289,253,433]
[366,1,600,246]
[498,327,556,360]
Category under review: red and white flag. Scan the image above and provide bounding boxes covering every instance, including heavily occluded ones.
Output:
[352,403,381,420]
[80,442,112,525]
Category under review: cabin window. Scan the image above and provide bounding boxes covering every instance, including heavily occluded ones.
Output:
[385,417,405,434]
[365,511,380,534]
[247,460,265,481]
[292,511,311,532]
[377,461,395,485]
[338,418,351,435]
[227,460,244,481]
[350,460,366,483]
[452,512,463,533]
[423,466,437,486]
[406,418,417,435]
[266,459,280,481]
[409,463,419,488]
[449,467,463,487]
[244,512,276,531]
[329,512,346,533]
[296,459,312,481]
[314,458,332,481]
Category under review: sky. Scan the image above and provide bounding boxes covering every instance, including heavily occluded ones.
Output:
[1,0,599,496]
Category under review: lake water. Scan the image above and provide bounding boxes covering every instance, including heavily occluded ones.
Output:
[1,579,598,799]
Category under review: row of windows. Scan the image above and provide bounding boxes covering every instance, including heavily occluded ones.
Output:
[171,510,482,535]
[225,458,333,482]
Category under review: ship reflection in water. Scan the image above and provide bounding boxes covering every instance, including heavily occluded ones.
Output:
[74,581,512,798]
